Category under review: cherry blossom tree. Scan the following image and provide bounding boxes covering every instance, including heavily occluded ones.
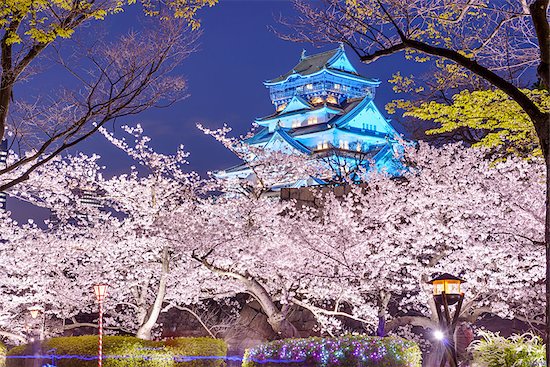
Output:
[198,124,331,197]
[283,142,544,356]
[283,1,550,354]
[0,125,220,342]
[184,138,544,351]
[0,20,198,192]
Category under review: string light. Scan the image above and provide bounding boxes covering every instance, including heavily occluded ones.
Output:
[243,336,421,366]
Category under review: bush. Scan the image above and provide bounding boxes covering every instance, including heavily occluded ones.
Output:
[164,337,227,367]
[469,331,545,367]
[6,336,227,367]
[242,335,422,367]
[0,341,6,367]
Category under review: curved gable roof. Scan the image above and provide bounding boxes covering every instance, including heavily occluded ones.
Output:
[267,48,341,84]
[265,128,311,154]
[280,95,312,113]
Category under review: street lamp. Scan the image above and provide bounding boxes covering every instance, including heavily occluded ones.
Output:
[27,305,46,367]
[28,306,41,320]
[27,306,45,340]
[93,284,108,367]
[428,273,465,367]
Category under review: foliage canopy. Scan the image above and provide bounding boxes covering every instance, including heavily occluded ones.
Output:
[403,89,550,157]
[1,0,217,46]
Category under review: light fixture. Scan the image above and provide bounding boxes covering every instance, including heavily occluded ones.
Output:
[433,330,445,341]
[27,306,43,319]
[93,284,108,303]
[429,273,464,305]
[428,273,466,367]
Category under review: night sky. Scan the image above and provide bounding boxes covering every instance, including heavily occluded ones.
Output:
[78,0,423,173]
[10,0,425,219]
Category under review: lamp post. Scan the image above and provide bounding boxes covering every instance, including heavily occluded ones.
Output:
[428,273,465,367]
[93,284,108,367]
[27,305,45,367]
[27,306,45,340]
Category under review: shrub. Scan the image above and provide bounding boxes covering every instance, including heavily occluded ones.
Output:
[6,336,227,367]
[242,335,422,367]
[164,337,227,367]
[0,340,6,367]
[469,331,545,367]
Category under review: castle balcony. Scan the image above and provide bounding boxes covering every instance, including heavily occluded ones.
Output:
[268,74,376,107]
[312,145,384,160]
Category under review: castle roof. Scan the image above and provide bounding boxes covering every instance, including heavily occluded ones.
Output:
[246,96,392,145]
[255,104,343,123]
[265,45,379,85]
[267,48,342,84]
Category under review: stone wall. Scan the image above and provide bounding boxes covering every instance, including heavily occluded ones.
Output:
[223,301,319,355]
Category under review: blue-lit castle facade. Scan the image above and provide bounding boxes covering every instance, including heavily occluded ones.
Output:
[218,45,403,190]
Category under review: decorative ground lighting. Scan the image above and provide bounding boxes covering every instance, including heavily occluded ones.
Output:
[93,284,108,367]
[429,273,465,367]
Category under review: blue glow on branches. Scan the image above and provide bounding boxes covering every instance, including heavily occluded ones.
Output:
[6,354,245,362]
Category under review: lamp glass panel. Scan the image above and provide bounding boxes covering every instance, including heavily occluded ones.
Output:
[28,306,42,319]
[433,281,445,295]
[94,284,108,300]
[445,281,461,295]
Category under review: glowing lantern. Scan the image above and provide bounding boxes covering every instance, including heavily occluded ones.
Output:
[93,284,108,303]
[429,273,465,305]
[28,306,42,319]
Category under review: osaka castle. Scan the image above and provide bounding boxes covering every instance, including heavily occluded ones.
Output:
[217,44,403,191]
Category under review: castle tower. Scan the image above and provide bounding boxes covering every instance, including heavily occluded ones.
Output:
[218,46,403,191]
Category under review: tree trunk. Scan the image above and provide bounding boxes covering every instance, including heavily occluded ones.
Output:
[267,312,300,338]
[193,252,301,339]
[376,291,391,337]
[243,278,299,338]
[546,151,550,365]
[376,315,386,337]
[0,80,11,143]
[136,247,169,340]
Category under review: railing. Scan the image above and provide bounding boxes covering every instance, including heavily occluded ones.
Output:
[268,74,376,105]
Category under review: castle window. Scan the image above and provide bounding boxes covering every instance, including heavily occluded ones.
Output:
[326,95,337,104]
[276,103,287,112]
[306,83,314,90]
[322,141,329,150]
[311,97,324,105]
[292,120,301,128]
[356,143,362,152]
[308,116,318,125]
[334,83,341,90]
[339,140,349,150]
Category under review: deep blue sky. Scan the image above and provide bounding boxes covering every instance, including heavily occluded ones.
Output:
[10,0,424,220]
[76,0,421,175]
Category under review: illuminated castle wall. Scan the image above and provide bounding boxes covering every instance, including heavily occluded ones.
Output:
[218,44,403,190]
